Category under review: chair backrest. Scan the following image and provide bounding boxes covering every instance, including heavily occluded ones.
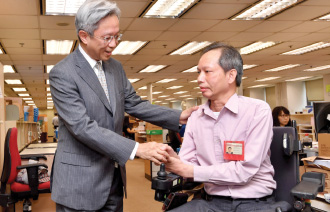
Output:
[0,128,21,187]
[270,127,299,204]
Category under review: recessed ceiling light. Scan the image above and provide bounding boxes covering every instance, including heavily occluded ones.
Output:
[171,41,212,55]
[46,80,49,84]
[143,0,198,18]
[165,98,175,100]
[128,79,140,83]
[231,0,303,20]
[167,86,183,89]
[47,88,51,91]
[242,77,247,80]
[248,84,270,88]
[47,100,53,103]
[25,101,34,104]
[47,97,53,100]
[264,64,301,72]
[182,66,197,73]
[190,80,198,83]
[47,93,51,96]
[159,95,170,98]
[4,65,15,73]
[12,88,27,92]
[156,79,176,83]
[194,87,199,89]
[304,65,330,72]
[113,41,147,55]
[46,65,54,73]
[180,95,191,97]
[154,101,162,103]
[281,42,330,55]
[47,107,54,109]
[18,93,30,97]
[28,104,35,106]
[174,91,187,94]
[240,41,277,55]
[256,77,280,82]
[139,65,167,73]
[138,86,147,90]
[313,13,330,21]
[243,64,258,70]
[140,96,147,98]
[152,91,162,94]
[5,79,22,84]
[23,98,32,100]
[0,48,3,54]
[45,40,74,55]
[45,0,85,16]
[285,76,313,82]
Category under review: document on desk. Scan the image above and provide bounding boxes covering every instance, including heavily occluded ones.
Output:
[306,159,330,169]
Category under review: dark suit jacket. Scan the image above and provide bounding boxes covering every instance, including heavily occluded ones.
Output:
[49,49,180,210]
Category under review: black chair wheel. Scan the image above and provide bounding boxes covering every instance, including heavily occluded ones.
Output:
[294,200,304,210]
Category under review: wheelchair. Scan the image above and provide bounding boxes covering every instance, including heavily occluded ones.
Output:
[152,126,325,212]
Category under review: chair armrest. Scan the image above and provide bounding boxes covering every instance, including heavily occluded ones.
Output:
[16,163,48,170]
[21,154,47,161]
[291,172,325,199]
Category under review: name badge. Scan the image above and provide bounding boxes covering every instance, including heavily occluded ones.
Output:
[223,141,244,161]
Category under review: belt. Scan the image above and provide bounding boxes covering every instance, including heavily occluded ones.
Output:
[201,189,273,202]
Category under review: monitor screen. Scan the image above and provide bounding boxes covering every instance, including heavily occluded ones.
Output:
[313,101,330,141]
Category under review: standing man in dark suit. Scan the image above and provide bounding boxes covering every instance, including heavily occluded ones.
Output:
[49,0,197,211]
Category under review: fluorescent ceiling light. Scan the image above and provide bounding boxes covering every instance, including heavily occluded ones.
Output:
[139,65,167,73]
[25,101,34,104]
[165,98,175,100]
[281,42,330,55]
[46,65,54,73]
[138,86,147,90]
[304,65,330,72]
[256,77,280,82]
[47,93,51,96]
[47,100,53,103]
[264,64,301,72]
[0,48,3,54]
[171,41,212,55]
[159,95,170,98]
[194,87,199,89]
[144,0,198,18]
[28,104,35,106]
[180,95,191,97]
[140,96,147,98]
[190,80,197,83]
[128,79,140,83]
[314,13,330,21]
[13,88,27,92]
[156,79,176,83]
[4,65,15,73]
[242,77,247,80]
[182,66,197,73]
[113,41,147,55]
[47,107,54,109]
[174,91,187,94]
[18,94,29,97]
[232,0,302,20]
[23,98,32,100]
[248,84,270,88]
[45,0,85,15]
[161,103,169,105]
[46,80,49,84]
[243,64,258,70]
[186,98,194,100]
[152,91,162,94]
[46,88,51,91]
[154,101,162,103]
[5,80,22,84]
[285,76,313,82]
[167,86,183,89]
[240,41,277,55]
[46,40,74,55]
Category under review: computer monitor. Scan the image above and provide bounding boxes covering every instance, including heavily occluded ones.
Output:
[313,101,330,141]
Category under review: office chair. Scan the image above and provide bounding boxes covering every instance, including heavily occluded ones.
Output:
[166,130,182,153]
[0,128,51,211]
[152,127,325,212]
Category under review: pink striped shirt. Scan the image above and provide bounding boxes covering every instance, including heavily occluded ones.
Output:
[179,94,276,199]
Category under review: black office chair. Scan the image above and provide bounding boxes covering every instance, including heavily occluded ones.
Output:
[152,127,325,211]
[0,128,51,211]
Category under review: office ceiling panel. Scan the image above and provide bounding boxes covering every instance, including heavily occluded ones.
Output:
[0,0,330,109]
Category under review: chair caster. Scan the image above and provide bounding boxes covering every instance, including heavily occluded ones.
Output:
[23,199,32,212]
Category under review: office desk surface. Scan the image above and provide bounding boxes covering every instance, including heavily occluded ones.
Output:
[20,147,57,155]
[28,143,58,148]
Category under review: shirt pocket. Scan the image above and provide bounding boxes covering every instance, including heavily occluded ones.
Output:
[60,151,92,167]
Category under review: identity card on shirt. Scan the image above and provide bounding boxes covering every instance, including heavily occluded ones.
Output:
[223,141,244,161]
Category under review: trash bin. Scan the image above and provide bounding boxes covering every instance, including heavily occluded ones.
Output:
[40,132,48,143]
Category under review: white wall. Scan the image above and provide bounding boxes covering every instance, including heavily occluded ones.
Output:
[287,81,307,114]
[249,88,266,101]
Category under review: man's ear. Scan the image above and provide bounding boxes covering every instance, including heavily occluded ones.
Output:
[227,69,237,84]
[78,30,89,45]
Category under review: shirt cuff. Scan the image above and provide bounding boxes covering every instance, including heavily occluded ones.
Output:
[129,142,139,160]
[194,165,211,182]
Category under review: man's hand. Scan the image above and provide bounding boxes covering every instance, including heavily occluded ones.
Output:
[136,142,169,165]
[179,106,199,124]
[165,146,180,159]
[164,156,194,178]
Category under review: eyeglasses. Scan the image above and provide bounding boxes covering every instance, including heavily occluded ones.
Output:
[92,34,123,45]
[279,114,290,118]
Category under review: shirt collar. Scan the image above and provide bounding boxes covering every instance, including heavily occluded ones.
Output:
[201,93,239,117]
[79,45,102,69]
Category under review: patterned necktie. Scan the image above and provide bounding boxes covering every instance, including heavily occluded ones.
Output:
[95,61,110,103]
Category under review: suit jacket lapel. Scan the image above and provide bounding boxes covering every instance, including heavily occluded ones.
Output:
[74,50,113,114]
[103,60,116,115]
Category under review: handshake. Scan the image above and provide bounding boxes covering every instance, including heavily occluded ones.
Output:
[135,142,193,178]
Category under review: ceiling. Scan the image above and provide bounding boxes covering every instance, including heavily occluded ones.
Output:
[1,0,330,109]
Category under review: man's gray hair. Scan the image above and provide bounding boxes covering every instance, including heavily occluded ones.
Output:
[201,43,243,87]
[75,0,121,38]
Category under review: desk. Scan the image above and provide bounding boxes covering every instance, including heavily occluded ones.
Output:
[20,147,57,155]
[311,198,330,212]
[27,143,58,148]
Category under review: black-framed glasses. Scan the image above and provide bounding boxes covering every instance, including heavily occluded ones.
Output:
[92,34,123,45]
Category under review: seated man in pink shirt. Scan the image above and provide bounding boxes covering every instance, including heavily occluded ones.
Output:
[164,43,288,212]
